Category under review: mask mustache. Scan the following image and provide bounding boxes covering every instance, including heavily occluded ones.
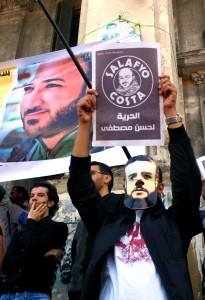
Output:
[132,187,148,194]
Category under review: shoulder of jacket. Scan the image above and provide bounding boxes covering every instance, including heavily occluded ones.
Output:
[7,137,36,162]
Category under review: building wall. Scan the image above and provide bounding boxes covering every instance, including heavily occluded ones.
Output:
[0,1,59,62]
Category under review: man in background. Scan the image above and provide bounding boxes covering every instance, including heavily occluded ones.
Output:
[9,185,29,210]
[68,161,123,300]
[0,185,28,250]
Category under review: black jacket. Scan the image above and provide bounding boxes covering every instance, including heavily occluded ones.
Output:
[0,216,68,296]
[68,125,202,300]
[68,193,124,299]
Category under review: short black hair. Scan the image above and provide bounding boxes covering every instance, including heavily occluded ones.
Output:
[0,185,6,201]
[91,161,114,192]
[12,186,29,200]
[106,22,117,29]
[125,155,163,183]
[30,181,59,217]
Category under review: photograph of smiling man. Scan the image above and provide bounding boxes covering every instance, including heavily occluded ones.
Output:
[0,54,92,162]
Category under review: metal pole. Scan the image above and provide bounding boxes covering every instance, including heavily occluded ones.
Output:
[37,0,131,160]
[37,0,92,88]
[122,146,131,159]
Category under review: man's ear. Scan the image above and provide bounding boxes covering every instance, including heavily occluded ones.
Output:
[104,174,111,185]
[47,200,55,208]
[157,182,164,194]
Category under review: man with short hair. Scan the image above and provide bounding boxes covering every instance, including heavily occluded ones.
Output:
[0,181,68,300]
[0,187,9,250]
[0,185,28,250]
[68,160,123,300]
[67,74,202,299]
[9,186,29,210]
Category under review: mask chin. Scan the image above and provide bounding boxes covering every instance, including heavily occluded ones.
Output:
[124,190,158,210]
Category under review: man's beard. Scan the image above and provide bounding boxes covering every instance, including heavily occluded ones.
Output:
[124,190,157,210]
[22,102,78,139]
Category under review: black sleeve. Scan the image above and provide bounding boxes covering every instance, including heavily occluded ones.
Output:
[2,221,68,273]
[67,155,108,234]
[168,125,202,240]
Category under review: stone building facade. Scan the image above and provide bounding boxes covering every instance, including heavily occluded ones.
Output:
[0,0,205,299]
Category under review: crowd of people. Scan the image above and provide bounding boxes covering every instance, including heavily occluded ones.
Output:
[0,74,205,300]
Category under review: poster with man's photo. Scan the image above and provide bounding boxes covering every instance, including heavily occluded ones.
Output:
[98,21,141,42]
[0,35,145,182]
[92,42,163,146]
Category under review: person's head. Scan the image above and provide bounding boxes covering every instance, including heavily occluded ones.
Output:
[9,186,29,207]
[19,55,90,139]
[0,185,6,202]
[106,23,118,37]
[90,161,114,195]
[123,155,164,210]
[29,181,59,218]
[118,68,135,89]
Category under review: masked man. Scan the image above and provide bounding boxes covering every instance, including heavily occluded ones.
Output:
[67,75,202,300]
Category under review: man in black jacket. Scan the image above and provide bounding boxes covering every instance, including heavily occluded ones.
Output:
[68,161,124,300]
[0,182,68,300]
[68,75,202,300]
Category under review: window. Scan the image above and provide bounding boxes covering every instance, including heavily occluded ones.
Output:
[52,0,81,51]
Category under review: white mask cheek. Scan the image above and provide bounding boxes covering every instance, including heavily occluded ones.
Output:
[125,179,136,196]
[146,177,157,194]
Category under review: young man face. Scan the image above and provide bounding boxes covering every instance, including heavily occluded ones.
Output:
[90,165,107,193]
[124,159,160,210]
[20,57,89,138]
[29,187,54,210]
[9,187,19,204]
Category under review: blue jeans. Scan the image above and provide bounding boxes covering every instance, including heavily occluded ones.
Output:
[0,292,51,300]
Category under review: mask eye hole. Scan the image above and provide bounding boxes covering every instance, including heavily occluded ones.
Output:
[142,172,152,180]
[128,175,136,181]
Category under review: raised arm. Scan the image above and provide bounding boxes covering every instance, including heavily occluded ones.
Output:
[159,74,181,129]
[68,88,114,233]
[72,89,98,157]
[159,75,202,240]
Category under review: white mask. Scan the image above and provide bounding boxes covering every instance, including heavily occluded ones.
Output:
[124,156,158,210]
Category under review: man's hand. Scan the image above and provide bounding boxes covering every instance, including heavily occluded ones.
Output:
[159,74,182,128]
[72,89,98,157]
[77,89,98,125]
[159,74,177,116]
[43,248,61,261]
[27,202,48,222]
